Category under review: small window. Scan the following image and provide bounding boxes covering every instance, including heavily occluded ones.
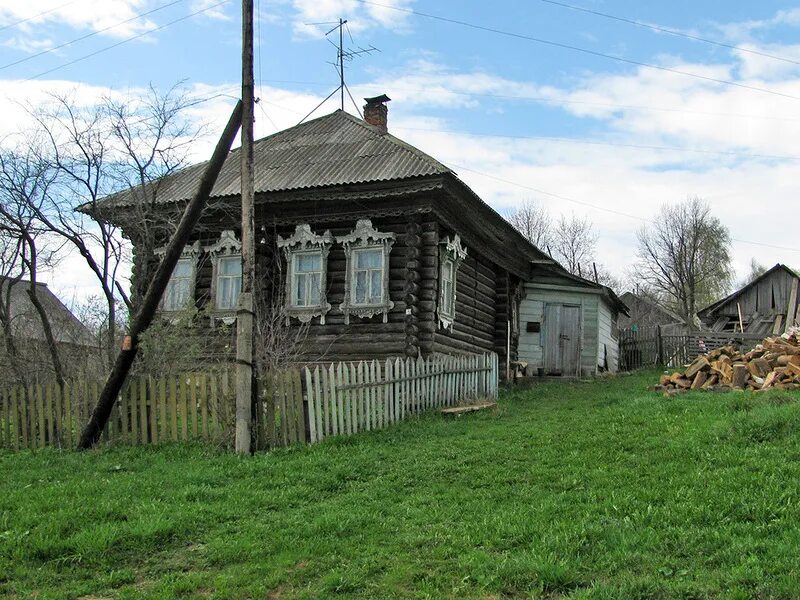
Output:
[440,257,455,317]
[163,258,194,311]
[216,255,242,310]
[353,248,385,305]
[437,234,467,331]
[337,219,395,324]
[292,251,323,308]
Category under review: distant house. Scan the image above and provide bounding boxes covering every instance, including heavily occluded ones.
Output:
[518,267,628,376]
[698,264,799,335]
[0,277,94,381]
[618,291,686,334]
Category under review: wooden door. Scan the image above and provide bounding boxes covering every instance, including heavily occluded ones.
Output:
[543,304,562,374]
[543,303,581,375]
[560,305,581,376]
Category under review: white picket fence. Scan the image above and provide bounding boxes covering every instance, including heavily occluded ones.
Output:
[302,352,499,443]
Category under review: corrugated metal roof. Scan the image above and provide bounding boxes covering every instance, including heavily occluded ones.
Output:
[98,110,451,209]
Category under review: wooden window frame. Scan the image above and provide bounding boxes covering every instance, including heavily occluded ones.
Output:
[155,241,200,315]
[437,234,467,331]
[277,224,334,324]
[337,219,395,324]
[204,230,242,325]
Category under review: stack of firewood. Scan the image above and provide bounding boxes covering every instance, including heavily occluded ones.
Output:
[653,331,800,395]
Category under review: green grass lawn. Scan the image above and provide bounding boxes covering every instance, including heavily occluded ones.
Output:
[3,372,800,599]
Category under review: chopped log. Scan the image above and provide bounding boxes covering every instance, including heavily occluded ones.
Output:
[762,371,778,389]
[731,364,749,389]
[702,374,719,389]
[685,357,710,379]
[691,371,708,390]
[659,374,671,386]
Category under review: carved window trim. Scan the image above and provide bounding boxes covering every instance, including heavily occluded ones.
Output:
[337,219,395,324]
[437,234,467,331]
[204,229,242,325]
[155,241,201,313]
[277,224,334,324]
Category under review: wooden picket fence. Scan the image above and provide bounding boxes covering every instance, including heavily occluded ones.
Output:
[619,326,765,370]
[0,371,236,451]
[0,352,499,451]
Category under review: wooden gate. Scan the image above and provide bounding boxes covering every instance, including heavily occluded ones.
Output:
[543,304,581,375]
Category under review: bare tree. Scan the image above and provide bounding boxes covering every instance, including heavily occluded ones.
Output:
[0,146,66,389]
[635,196,732,326]
[21,86,205,371]
[551,213,598,276]
[507,199,552,250]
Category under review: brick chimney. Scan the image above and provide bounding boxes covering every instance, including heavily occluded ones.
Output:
[363,94,391,134]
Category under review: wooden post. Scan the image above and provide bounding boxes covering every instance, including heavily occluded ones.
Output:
[77,102,243,449]
[235,0,256,455]
[656,325,663,366]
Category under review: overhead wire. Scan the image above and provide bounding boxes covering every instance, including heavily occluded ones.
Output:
[1,0,190,71]
[24,0,232,81]
[354,0,800,102]
[0,0,81,32]
[540,0,800,67]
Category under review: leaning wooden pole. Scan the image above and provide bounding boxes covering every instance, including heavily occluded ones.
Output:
[77,102,243,450]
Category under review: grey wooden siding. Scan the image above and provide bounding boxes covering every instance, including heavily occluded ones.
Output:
[597,300,619,372]
[519,286,599,376]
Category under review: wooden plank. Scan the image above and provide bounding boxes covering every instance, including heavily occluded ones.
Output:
[158,377,167,443]
[375,360,383,430]
[208,374,217,441]
[359,361,369,432]
[54,383,63,448]
[179,375,189,441]
[313,367,322,441]
[441,401,497,415]
[148,377,157,445]
[321,365,331,438]
[19,387,28,450]
[130,379,140,444]
[276,371,287,446]
[11,387,20,451]
[305,368,317,443]
[119,380,129,443]
[292,369,304,444]
[200,373,209,440]
[334,363,343,436]
[264,373,275,449]
[347,362,356,435]
[190,373,199,439]
[787,277,799,332]
[384,358,392,426]
[137,376,147,444]
[170,376,178,442]
[0,387,7,448]
[36,384,45,448]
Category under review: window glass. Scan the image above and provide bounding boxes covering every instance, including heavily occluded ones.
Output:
[440,258,455,317]
[163,257,193,311]
[353,248,384,305]
[291,251,324,307]
[216,256,242,310]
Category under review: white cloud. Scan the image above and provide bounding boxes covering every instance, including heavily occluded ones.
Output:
[289,0,414,37]
[0,0,156,38]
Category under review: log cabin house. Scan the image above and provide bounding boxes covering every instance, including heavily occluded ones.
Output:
[90,95,623,374]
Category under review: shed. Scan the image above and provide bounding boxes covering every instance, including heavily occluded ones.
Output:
[698,263,799,335]
[517,267,628,376]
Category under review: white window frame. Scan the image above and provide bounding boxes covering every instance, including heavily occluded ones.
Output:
[156,241,200,314]
[337,219,395,324]
[204,230,242,325]
[277,224,333,324]
[437,234,467,331]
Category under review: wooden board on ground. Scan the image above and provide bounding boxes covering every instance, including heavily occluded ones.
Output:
[441,401,497,416]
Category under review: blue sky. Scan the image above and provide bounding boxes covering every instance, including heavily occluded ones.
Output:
[2,0,800,299]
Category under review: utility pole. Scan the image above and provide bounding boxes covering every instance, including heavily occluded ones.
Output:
[236,0,256,455]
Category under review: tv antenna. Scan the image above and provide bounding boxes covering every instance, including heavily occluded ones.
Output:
[298,18,379,123]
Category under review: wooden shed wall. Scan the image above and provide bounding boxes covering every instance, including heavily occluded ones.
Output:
[597,300,619,373]
[518,286,599,377]
[712,269,798,318]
